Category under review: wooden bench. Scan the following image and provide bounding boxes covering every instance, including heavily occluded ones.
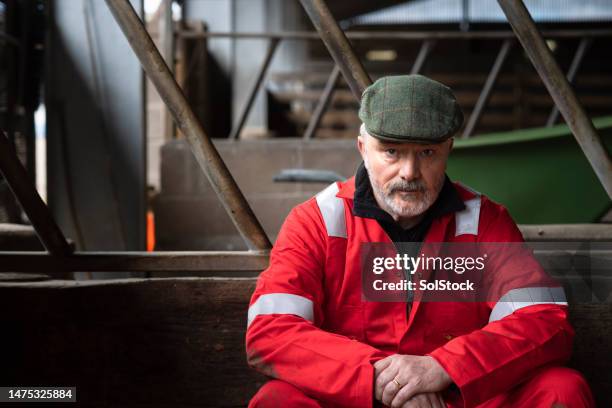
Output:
[0,269,610,407]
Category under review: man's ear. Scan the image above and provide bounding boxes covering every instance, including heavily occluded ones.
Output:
[357,135,366,159]
[448,138,454,153]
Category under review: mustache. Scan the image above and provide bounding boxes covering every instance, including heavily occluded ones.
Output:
[386,180,426,194]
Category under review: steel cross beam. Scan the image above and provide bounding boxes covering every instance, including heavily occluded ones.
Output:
[0,133,72,255]
[229,38,280,140]
[303,64,341,140]
[104,0,271,251]
[176,29,612,41]
[462,39,513,139]
[299,0,372,100]
[498,0,612,200]
[546,38,592,127]
[160,0,175,139]
[410,40,436,75]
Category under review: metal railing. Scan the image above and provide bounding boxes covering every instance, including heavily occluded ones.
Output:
[175,26,612,142]
[106,0,271,252]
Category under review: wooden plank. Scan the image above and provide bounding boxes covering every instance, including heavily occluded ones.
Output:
[0,251,270,273]
[0,269,610,406]
[521,224,612,241]
[0,223,43,250]
[0,278,264,407]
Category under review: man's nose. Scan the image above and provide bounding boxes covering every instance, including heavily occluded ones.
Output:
[398,155,421,180]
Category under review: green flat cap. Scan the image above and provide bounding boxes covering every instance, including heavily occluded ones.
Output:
[358,75,463,143]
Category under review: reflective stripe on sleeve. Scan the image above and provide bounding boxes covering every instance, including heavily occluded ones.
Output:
[315,182,347,238]
[489,286,568,322]
[455,196,481,236]
[247,293,315,327]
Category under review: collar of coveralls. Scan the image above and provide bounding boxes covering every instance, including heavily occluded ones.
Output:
[352,162,466,242]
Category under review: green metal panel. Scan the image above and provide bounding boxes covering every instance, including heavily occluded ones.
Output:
[448,116,612,224]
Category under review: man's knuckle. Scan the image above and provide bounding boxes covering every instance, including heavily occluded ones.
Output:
[401,397,414,408]
[391,398,403,408]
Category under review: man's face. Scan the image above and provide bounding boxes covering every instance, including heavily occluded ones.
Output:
[357,131,453,220]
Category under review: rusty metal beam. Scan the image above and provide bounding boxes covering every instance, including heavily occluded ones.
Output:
[0,133,72,255]
[160,0,175,139]
[462,39,513,138]
[176,29,612,41]
[299,0,372,100]
[303,64,341,140]
[104,0,271,251]
[498,0,612,200]
[0,223,609,273]
[547,38,592,127]
[229,38,279,140]
[0,251,269,273]
[410,40,435,75]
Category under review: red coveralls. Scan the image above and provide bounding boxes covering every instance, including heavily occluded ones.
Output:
[246,178,594,407]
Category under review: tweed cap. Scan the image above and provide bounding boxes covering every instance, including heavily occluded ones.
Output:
[358,75,463,143]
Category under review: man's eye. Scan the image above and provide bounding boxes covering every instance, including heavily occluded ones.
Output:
[420,149,435,157]
[385,148,397,156]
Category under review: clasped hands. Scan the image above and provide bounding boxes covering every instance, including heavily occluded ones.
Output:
[374,354,452,408]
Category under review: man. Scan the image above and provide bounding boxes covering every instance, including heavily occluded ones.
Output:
[245,75,594,407]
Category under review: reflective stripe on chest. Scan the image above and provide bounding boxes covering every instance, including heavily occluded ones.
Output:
[315,182,482,238]
[315,182,347,238]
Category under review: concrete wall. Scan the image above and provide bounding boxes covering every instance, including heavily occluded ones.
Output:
[154,139,361,250]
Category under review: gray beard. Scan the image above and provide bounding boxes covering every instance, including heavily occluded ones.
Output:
[363,157,444,220]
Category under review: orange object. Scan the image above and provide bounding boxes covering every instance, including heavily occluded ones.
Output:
[146,210,155,252]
